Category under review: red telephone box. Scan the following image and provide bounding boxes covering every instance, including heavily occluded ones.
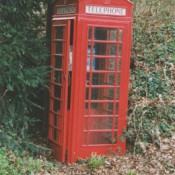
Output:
[48,0,133,163]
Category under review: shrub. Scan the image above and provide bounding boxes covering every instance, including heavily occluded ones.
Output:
[0,0,49,154]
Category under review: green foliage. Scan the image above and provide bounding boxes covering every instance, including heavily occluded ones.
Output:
[127,0,175,151]
[0,148,55,175]
[87,153,105,171]
[0,0,49,154]
[126,170,138,175]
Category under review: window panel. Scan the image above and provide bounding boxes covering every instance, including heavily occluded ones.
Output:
[84,117,114,130]
[53,114,57,127]
[90,103,114,115]
[53,99,61,112]
[109,44,116,55]
[117,58,121,71]
[88,27,92,40]
[91,88,114,100]
[56,41,63,54]
[88,132,117,144]
[92,73,115,85]
[85,103,89,115]
[85,88,89,100]
[55,56,62,69]
[53,128,58,141]
[83,132,88,145]
[119,29,123,41]
[109,29,118,41]
[54,71,62,84]
[115,103,119,114]
[56,26,64,39]
[107,88,120,100]
[93,43,116,56]
[116,74,120,86]
[94,28,117,41]
[117,44,122,56]
[86,72,90,85]
[91,58,116,71]
[54,84,61,99]
[95,28,108,40]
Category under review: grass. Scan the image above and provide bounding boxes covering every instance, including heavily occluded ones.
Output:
[86,153,105,171]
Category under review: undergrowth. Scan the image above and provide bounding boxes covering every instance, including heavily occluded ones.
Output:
[0,0,49,155]
[0,148,57,175]
[128,0,175,152]
[87,153,105,171]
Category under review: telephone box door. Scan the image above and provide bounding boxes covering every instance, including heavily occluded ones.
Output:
[49,20,70,162]
[74,19,132,160]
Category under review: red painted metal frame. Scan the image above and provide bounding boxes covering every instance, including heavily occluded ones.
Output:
[49,0,133,163]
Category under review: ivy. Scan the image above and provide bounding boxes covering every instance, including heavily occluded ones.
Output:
[128,0,175,151]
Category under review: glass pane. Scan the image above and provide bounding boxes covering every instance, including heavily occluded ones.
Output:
[115,103,119,114]
[93,43,106,55]
[85,103,89,115]
[54,84,61,99]
[115,118,118,129]
[84,117,113,130]
[53,99,61,112]
[87,43,91,56]
[117,58,121,71]
[86,72,90,85]
[56,26,64,39]
[108,88,114,100]
[56,41,63,54]
[86,88,89,100]
[54,71,62,84]
[88,132,117,144]
[91,88,114,100]
[91,88,100,100]
[88,44,96,56]
[53,128,58,141]
[95,28,108,40]
[91,58,116,71]
[55,56,62,69]
[109,29,118,41]
[109,58,116,70]
[107,88,120,100]
[90,103,114,115]
[87,57,90,71]
[117,44,122,56]
[94,28,117,41]
[119,29,123,41]
[53,114,57,126]
[57,117,62,130]
[83,132,88,145]
[93,43,116,56]
[88,27,92,39]
[109,44,116,55]
[116,88,120,100]
[116,74,120,86]
[92,73,115,85]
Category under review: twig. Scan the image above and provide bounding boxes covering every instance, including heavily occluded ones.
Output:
[0,89,8,101]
